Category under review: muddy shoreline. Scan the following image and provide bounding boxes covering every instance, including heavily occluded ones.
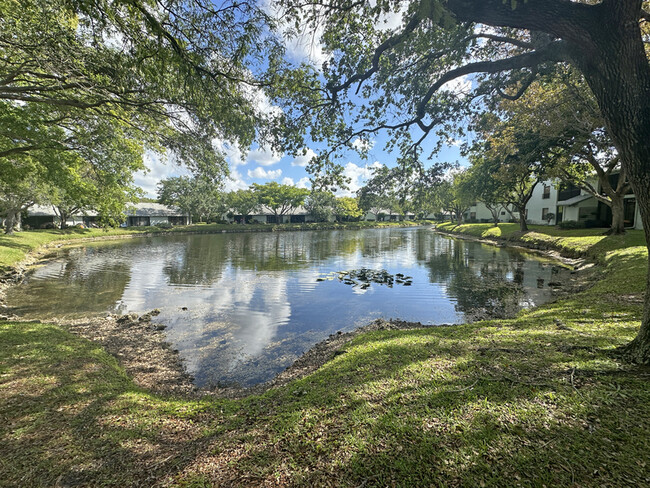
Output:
[1,226,598,399]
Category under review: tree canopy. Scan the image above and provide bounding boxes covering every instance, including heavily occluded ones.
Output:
[276,0,650,361]
[1,0,283,231]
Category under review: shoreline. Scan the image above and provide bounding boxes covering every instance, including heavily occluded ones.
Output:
[2,223,600,399]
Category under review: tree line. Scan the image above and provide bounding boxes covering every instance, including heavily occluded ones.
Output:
[157,179,363,225]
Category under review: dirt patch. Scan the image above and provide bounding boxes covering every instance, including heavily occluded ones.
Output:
[59,312,198,397]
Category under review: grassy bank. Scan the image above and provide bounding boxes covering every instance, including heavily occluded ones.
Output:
[0,220,423,274]
[1,225,649,486]
[436,221,647,260]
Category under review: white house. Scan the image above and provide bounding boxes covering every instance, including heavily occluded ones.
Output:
[464,178,643,230]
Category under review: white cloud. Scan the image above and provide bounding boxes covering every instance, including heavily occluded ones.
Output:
[246,145,283,166]
[373,0,408,32]
[224,168,249,192]
[261,0,328,68]
[440,75,472,96]
[134,151,191,198]
[296,177,311,189]
[447,138,464,147]
[334,161,383,197]
[351,137,375,153]
[291,148,318,167]
[242,83,283,117]
[248,167,282,180]
[281,176,310,189]
[217,140,246,167]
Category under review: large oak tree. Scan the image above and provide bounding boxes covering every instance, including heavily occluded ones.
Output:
[278,0,650,361]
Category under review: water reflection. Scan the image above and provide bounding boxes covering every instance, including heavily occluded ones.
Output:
[7,228,572,386]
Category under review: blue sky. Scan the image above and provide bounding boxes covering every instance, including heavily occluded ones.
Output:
[134,3,472,199]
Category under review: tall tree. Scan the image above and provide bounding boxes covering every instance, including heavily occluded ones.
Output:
[335,197,363,222]
[493,71,631,233]
[1,0,283,228]
[227,189,260,224]
[461,156,510,226]
[305,191,337,222]
[278,0,650,360]
[157,176,223,224]
[251,182,309,224]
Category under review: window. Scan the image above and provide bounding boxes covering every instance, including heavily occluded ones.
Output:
[500,211,506,216]
[542,185,551,199]
[542,208,549,220]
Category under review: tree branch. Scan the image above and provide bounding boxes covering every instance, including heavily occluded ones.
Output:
[416,40,569,119]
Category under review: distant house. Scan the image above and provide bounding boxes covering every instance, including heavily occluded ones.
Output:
[463,177,643,230]
[362,209,416,222]
[228,206,317,224]
[125,203,189,227]
[24,205,98,228]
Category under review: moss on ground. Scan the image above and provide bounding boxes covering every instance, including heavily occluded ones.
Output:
[1,223,649,486]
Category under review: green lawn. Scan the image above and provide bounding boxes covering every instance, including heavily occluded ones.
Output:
[1,224,649,486]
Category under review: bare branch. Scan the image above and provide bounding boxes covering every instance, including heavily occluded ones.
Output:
[465,33,534,50]
[496,71,538,101]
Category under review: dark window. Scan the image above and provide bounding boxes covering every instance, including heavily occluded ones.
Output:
[168,216,187,225]
[624,199,636,227]
[542,185,551,199]
[290,215,305,223]
[542,208,549,220]
[557,184,581,201]
[128,216,150,226]
[500,211,506,216]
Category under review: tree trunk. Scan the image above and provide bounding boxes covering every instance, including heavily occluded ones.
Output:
[609,196,625,235]
[59,211,68,230]
[517,206,528,232]
[571,7,650,362]
[4,212,16,235]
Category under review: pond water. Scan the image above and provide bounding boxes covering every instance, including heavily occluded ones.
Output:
[7,227,571,387]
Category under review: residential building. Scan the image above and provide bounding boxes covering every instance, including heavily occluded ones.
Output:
[125,203,189,226]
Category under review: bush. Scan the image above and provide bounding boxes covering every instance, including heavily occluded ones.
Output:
[558,220,585,229]
[155,222,173,229]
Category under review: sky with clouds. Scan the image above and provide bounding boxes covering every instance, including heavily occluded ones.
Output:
[134,4,472,199]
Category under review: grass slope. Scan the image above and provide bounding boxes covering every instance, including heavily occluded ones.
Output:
[1,224,649,486]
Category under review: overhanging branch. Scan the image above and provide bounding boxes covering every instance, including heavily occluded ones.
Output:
[416,40,569,119]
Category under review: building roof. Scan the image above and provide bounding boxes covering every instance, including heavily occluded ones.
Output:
[126,202,187,217]
[28,204,98,217]
[556,194,594,207]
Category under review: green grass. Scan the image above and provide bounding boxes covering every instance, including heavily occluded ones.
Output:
[0,220,422,273]
[437,221,647,260]
[1,224,649,486]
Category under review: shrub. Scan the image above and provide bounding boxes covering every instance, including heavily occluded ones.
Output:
[558,220,585,229]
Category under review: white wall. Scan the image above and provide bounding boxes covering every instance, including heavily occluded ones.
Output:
[526,182,557,225]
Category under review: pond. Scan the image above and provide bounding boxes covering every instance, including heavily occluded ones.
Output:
[7,227,572,387]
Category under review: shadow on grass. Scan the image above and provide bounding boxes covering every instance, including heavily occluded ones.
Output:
[2,308,649,487]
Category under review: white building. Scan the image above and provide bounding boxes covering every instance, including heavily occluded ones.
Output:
[464,178,643,230]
